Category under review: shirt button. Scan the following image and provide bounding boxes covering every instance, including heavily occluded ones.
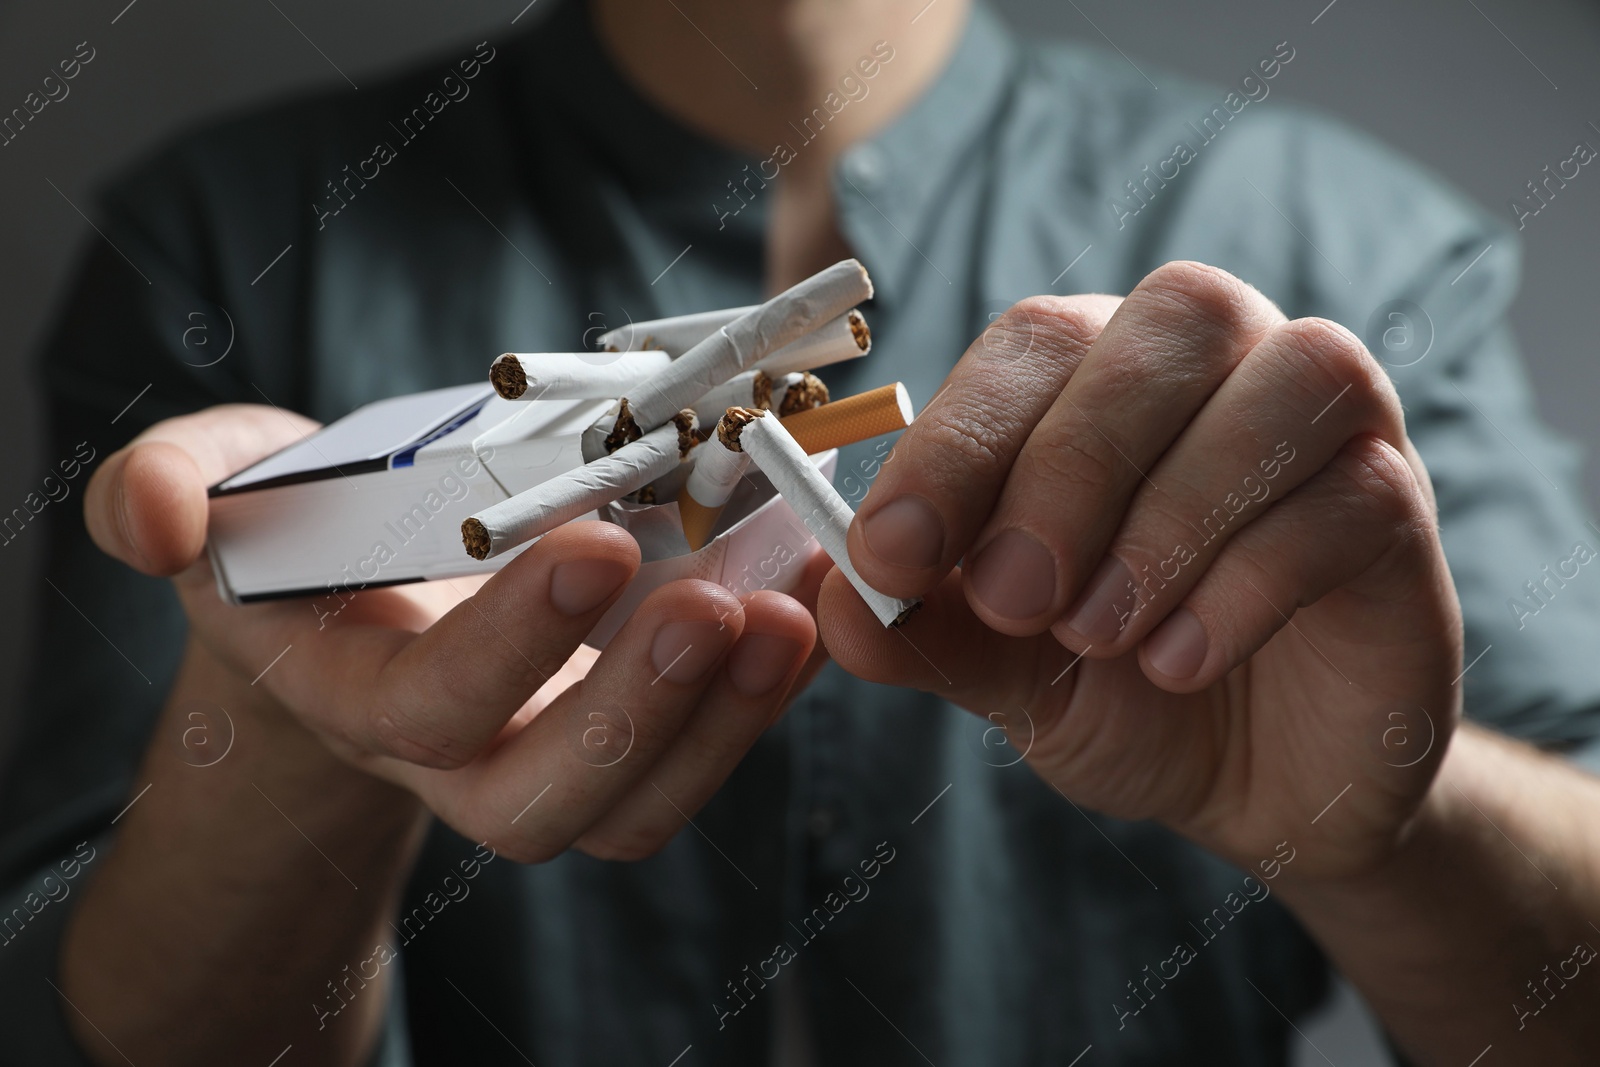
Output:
[840,143,890,188]
[806,808,836,839]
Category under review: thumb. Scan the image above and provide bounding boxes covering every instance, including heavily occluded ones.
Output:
[85,441,207,575]
[85,403,319,576]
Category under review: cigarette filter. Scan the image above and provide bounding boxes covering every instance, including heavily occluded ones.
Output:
[780,382,913,455]
[490,351,672,401]
[605,259,872,450]
[462,411,697,560]
[732,410,920,627]
[678,409,757,551]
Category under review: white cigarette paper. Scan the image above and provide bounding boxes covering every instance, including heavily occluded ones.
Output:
[684,432,750,511]
[677,409,756,550]
[491,351,672,401]
[605,259,873,450]
[752,309,871,377]
[736,411,919,627]
[597,307,751,357]
[462,413,696,560]
[599,308,871,376]
[693,371,778,420]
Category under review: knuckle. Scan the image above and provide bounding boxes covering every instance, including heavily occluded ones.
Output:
[1276,317,1400,422]
[1003,295,1108,363]
[467,610,567,690]
[1017,429,1122,500]
[1136,261,1260,338]
[369,705,471,769]
[919,401,1010,477]
[609,702,680,760]
[1141,481,1236,547]
[1333,436,1425,529]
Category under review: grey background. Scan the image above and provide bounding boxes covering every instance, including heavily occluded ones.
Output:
[2,0,1597,1061]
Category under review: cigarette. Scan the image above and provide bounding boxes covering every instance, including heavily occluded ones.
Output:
[729,409,920,627]
[678,408,757,550]
[752,309,871,377]
[490,351,672,401]
[597,307,870,374]
[690,370,829,421]
[604,259,872,451]
[779,382,913,454]
[597,307,750,356]
[461,411,698,560]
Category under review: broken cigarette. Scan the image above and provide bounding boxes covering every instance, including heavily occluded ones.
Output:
[780,382,913,455]
[604,259,873,451]
[461,411,698,561]
[729,409,920,627]
[678,409,757,551]
[490,351,672,401]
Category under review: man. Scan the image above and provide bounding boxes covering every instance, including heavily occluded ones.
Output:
[5,0,1600,1063]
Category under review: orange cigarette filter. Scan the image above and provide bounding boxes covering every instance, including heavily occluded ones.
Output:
[779,382,913,455]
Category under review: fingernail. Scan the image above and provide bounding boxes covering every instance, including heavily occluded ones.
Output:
[1145,608,1208,680]
[650,621,733,684]
[550,559,633,616]
[968,529,1057,621]
[1063,557,1137,644]
[726,632,803,697]
[862,495,944,570]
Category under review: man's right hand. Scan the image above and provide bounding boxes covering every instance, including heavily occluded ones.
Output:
[85,403,819,863]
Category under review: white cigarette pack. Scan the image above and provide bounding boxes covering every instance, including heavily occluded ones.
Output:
[205,383,829,646]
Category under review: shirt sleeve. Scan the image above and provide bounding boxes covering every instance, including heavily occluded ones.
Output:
[1308,135,1600,753]
[1196,108,1600,756]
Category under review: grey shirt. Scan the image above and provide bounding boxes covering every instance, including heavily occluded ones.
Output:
[5,2,1600,1063]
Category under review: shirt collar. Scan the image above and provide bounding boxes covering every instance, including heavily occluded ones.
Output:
[509,0,1018,289]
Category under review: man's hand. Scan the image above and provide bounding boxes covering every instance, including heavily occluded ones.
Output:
[823,261,1463,882]
[67,403,826,1065]
[85,404,820,862]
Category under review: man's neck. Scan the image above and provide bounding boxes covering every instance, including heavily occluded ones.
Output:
[591,0,967,155]
[591,0,969,289]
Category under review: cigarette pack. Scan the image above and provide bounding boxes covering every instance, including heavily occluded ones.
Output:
[205,383,829,645]
[208,259,887,641]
